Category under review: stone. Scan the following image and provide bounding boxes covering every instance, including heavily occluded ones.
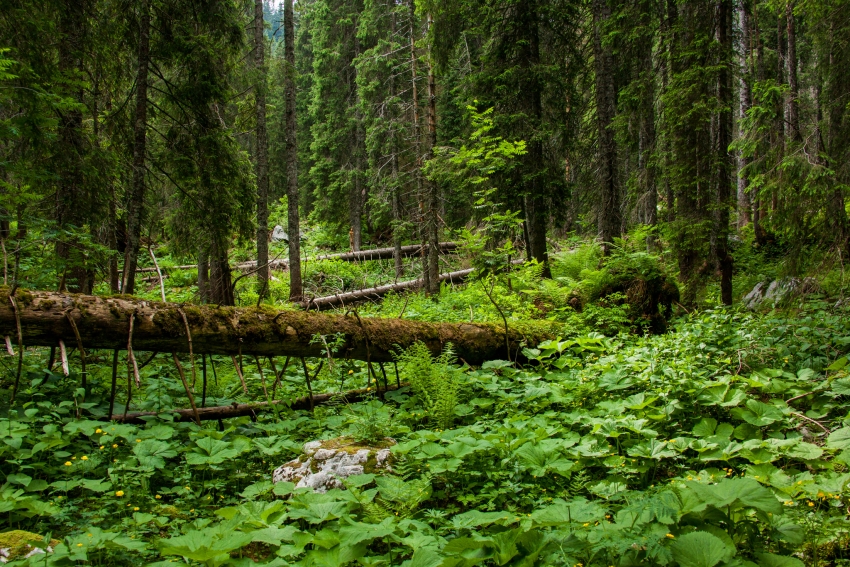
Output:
[742,277,820,310]
[272,436,395,493]
[271,226,288,242]
[0,531,59,564]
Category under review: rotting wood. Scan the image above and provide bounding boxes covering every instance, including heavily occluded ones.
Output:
[301,267,474,310]
[134,242,459,273]
[300,260,523,311]
[0,287,556,364]
[110,383,407,423]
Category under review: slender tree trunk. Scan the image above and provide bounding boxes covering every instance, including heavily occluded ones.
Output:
[425,13,440,294]
[737,0,752,229]
[713,0,734,305]
[827,18,850,253]
[752,7,766,244]
[661,0,676,222]
[638,0,656,246]
[390,12,403,280]
[198,246,210,304]
[122,0,149,295]
[209,238,234,306]
[255,0,270,299]
[592,0,619,255]
[284,0,303,302]
[408,0,429,292]
[785,1,801,143]
[56,0,88,293]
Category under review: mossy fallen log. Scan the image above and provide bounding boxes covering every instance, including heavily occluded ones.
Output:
[301,267,474,310]
[0,288,556,364]
[111,384,405,423]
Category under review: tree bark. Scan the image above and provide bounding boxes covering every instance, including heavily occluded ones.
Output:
[425,13,440,294]
[122,0,150,296]
[56,0,89,294]
[111,383,407,423]
[209,238,234,306]
[300,264,501,310]
[592,0,620,255]
[785,1,801,143]
[0,288,555,365]
[255,0,271,298]
[408,0,429,293]
[712,0,734,305]
[737,0,752,229]
[284,0,303,302]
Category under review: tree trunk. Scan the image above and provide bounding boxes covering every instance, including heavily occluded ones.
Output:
[197,246,210,303]
[712,0,734,305]
[785,1,801,143]
[408,0,429,293]
[209,238,234,306]
[592,0,620,255]
[284,0,303,302]
[425,14,440,294]
[827,18,850,252]
[122,0,149,296]
[112,384,407,423]
[56,0,88,294]
[390,11,404,280]
[255,0,270,299]
[736,0,752,230]
[638,0,657,244]
[0,288,556,365]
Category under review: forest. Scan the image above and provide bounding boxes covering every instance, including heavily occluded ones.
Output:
[2,0,850,564]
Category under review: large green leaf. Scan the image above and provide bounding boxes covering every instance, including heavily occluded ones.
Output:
[738,400,784,427]
[671,531,734,567]
[185,437,239,466]
[133,439,177,469]
[827,427,850,450]
[157,526,253,567]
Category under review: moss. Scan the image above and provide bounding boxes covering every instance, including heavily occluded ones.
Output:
[15,288,34,307]
[39,299,55,311]
[0,530,60,561]
[156,505,183,518]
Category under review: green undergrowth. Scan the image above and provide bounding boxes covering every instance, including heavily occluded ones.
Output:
[3,300,850,565]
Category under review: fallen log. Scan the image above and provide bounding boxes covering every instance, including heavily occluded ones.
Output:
[301,259,526,311]
[135,242,459,273]
[111,383,406,423]
[301,267,474,310]
[0,287,555,364]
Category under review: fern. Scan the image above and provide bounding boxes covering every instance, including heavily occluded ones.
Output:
[394,342,460,430]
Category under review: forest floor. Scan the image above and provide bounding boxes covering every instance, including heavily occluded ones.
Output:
[2,235,850,566]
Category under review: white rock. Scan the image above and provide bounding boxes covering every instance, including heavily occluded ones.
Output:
[272,438,395,493]
[742,277,819,310]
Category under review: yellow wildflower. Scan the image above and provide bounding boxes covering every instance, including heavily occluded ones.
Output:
[666,534,675,539]
[115,490,125,497]
[81,455,88,460]
[64,461,72,466]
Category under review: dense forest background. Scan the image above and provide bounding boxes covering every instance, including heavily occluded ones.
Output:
[2,0,849,306]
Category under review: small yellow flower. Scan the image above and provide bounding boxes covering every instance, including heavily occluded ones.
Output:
[99,446,104,450]
[808,501,814,507]
[190,508,194,512]
[72,456,76,460]
[77,543,83,547]
[96,428,102,433]
[134,507,140,511]
[64,461,72,466]
[112,444,118,449]
[582,523,589,527]
[155,495,162,499]
[81,455,88,461]
[185,486,191,490]
[136,439,141,443]
[348,370,354,375]
[115,490,125,497]
[666,533,675,539]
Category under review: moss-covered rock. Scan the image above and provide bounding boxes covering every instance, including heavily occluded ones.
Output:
[0,530,60,563]
[272,436,395,493]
